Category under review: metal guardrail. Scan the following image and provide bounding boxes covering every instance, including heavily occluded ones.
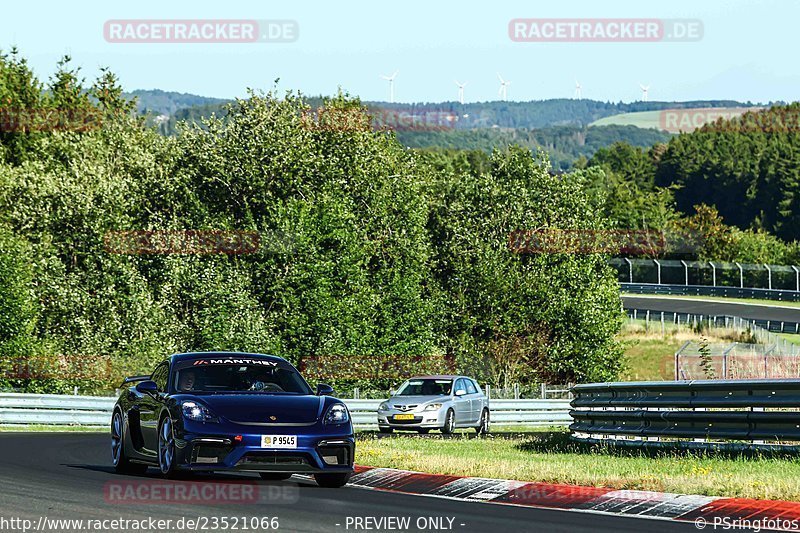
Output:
[612,259,800,294]
[569,379,800,449]
[621,282,800,302]
[0,394,571,428]
[625,307,800,335]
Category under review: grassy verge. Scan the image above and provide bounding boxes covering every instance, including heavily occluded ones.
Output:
[778,333,800,345]
[617,320,753,381]
[355,430,800,501]
[0,425,104,432]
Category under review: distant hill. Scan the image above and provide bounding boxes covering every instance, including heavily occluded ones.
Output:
[125,89,229,116]
[128,89,759,130]
[397,125,673,170]
[362,99,760,130]
[127,90,759,167]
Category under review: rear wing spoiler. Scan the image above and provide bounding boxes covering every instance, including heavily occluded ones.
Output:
[121,374,152,385]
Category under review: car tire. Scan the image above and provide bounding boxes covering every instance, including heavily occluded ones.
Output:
[259,473,293,481]
[158,416,180,478]
[441,409,455,435]
[475,409,490,435]
[314,472,351,488]
[378,427,393,434]
[111,410,147,475]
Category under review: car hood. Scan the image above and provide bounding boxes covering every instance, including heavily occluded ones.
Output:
[388,395,450,406]
[179,393,324,424]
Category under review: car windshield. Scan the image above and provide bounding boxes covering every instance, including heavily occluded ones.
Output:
[172,360,312,394]
[395,379,453,396]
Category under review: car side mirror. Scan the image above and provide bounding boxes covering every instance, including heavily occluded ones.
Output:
[135,380,158,394]
[316,383,334,396]
[455,389,466,397]
[388,389,396,396]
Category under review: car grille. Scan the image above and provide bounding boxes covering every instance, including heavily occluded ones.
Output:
[240,452,309,466]
[318,445,351,466]
[191,444,233,465]
[393,404,418,412]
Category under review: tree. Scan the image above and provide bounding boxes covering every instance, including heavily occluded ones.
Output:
[427,147,624,384]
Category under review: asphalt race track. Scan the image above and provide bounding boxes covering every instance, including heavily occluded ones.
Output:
[622,295,800,324]
[0,433,700,533]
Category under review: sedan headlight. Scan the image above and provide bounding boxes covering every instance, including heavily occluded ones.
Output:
[181,400,218,422]
[323,403,350,425]
[423,403,442,411]
[378,402,389,411]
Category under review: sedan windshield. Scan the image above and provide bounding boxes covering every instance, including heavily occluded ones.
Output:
[173,361,312,394]
[395,379,452,396]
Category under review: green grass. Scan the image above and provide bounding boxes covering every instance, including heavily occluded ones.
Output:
[619,337,679,381]
[590,107,754,131]
[590,110,667,129]
[778,333,800,345]
[356,431,800,500]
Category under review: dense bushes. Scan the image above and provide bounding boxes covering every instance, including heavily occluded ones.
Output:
[0,53,624,393]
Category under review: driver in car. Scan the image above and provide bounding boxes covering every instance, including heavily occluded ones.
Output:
[178,370,196,392]
[247,370,283,392]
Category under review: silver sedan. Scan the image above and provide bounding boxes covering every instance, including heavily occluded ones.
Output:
[376,375,490,434]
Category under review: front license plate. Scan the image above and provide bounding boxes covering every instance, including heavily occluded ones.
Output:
[261,435,297,448]
[393,414,415,421]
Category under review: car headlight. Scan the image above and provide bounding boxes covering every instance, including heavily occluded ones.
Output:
[181,401,218,422]
[423,403,442,411]
[378,402,389,411]
[323,403,350,425]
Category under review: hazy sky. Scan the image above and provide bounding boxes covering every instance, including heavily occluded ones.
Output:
[1,0,795,103]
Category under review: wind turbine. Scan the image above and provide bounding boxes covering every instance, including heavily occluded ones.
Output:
[381,71,399,103]
[574,80,582,100]
[455,80,467,104]
[639,83,650,102]
[497,73,511,101]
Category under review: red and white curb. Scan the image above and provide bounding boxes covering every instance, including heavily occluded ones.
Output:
[348,465,800,530]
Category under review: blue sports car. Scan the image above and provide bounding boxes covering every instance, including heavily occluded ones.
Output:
[111,352,354,487]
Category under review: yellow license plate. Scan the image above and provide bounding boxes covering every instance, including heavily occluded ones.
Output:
[393,414,415,420]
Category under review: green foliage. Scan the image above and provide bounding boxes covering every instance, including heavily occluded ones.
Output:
[426,147,624,384]
[0,226,36,354]
[656,105,800,241]
[395,125,672,171]
[697,337,715,379]
[0,52,628,393]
